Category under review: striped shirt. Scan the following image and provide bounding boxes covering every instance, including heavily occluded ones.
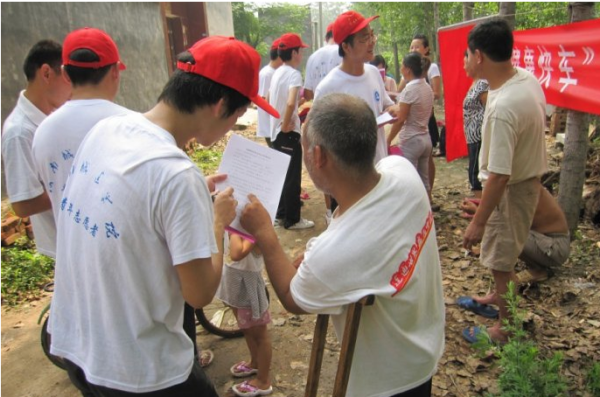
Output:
[463,79,489,144]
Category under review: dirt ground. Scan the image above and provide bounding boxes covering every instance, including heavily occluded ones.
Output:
[2,126,599,397]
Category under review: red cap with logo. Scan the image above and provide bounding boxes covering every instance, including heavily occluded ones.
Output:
[63,27,126,70]
[278,33,309,50]
[176,36,279,118]
[332,11,379,44]
[271,38,282,50]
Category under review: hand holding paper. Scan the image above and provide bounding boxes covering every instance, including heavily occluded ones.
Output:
[376,112,397,127]
[239,194,273,240]
[215,134,290,241]
[213,187,237,229]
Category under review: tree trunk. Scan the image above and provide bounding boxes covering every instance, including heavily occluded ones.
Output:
[463,2,475,21]
[558,2,595,235]
[498,2,516,30]
[433,2,440,62]
[393,41,400,83]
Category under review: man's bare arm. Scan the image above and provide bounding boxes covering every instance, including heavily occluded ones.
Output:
[11,192,52,217]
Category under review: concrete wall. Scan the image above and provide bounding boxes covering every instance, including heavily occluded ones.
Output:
[206,2,234,37]
[1,2,169,124]
[1,2,170,199]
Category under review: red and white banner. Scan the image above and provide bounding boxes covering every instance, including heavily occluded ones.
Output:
[439,18,600,162]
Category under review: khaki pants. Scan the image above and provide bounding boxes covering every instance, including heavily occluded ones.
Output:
[481,178,541,272]
[520,230,570,271]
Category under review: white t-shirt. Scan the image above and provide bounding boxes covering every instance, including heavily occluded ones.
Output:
[303,44,342,92]
[257,65,276,138]
[315,64,394,163]
[479,68,548,184]
[1,91,56,257]
[269,64,303,140]
[427,62,441,82]
[49,112,217,393]
[32,99,130,224]
[291,156,445,397]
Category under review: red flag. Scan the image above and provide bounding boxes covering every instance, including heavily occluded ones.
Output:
[438,22,475,161]
[439,18,600,162]
[513,18,600,116]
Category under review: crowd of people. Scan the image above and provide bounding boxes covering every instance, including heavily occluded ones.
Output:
[1,10,570,397]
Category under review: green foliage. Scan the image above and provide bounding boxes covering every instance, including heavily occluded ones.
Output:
[187,144,223,175]
[233,3,311,49]
[474,282,569,397]
[1,238,55,306]
[350,2,572,78]
[515,3,569,29]
[587,362,600,396]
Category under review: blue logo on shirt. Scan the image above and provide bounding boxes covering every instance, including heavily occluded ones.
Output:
[374,91,380,102]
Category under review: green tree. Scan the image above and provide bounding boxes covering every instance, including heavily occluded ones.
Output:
[232,2,311,56]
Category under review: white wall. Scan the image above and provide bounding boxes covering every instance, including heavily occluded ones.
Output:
[206,2,234,37]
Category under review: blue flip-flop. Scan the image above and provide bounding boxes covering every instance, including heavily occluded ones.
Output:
[462,326,489,344]
[456,296,499,319]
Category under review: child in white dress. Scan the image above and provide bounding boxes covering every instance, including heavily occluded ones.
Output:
[217,233,273,397]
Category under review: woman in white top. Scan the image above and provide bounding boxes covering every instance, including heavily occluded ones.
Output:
[387,52,434,198]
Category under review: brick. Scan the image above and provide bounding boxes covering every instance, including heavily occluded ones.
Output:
[3,233,22,245]
[1,216,20,232]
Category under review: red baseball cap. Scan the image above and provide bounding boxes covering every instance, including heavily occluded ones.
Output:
[271,38,282,50]
[278,33,309,50]
[176,36,279,118]
[63,27,126,70]
[332,11,379,44]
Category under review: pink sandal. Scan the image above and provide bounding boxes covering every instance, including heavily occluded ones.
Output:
[230,361,258,378]
[232,380,273,397]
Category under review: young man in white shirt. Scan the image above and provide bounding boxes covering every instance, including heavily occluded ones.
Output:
[1,40,72,258]
[256,37,282,148]
[268,33,314,230]
[462,19,548,345]
[241,93,445,397]
[49,36,279,396]
[315,11,394,224]
[33,27,129,226]
[303,23,342,101]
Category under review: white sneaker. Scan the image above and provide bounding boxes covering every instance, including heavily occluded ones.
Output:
[274,219,281,228]
[287,218,315,230]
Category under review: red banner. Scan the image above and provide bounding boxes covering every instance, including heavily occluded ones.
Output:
[439,18,600,162]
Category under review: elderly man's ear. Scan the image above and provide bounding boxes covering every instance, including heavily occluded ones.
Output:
[312,145,328,168]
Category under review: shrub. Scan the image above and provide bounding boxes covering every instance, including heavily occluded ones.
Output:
[474,282,569,397]
[1,237,55,306]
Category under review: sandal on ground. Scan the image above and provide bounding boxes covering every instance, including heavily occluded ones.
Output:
[199,349,214,368]
[466,198,481,205]
[516,269,549,285]
[462,326,491,344]
[230,361,258,378]
[456,296,499,319]
[232,380,273,397]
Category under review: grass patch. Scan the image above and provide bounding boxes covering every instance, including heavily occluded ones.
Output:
[1,237,55,306]
[187,143,223,175]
